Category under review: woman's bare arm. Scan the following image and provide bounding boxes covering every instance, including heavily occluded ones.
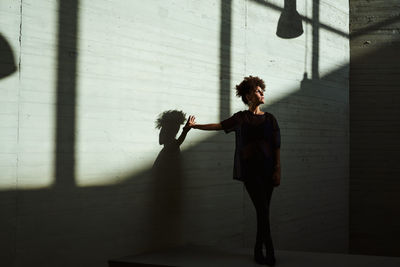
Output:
[187,115,222,131]
[193,123,222,131]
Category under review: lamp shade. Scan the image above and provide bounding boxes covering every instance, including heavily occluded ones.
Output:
[276,0,304,39]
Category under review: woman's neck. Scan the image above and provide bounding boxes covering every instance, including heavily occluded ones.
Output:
[248,105,264,115]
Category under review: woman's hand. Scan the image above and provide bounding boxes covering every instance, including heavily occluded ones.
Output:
[184,115,196,130]
[184,116,222,131]
[272,168,281,187]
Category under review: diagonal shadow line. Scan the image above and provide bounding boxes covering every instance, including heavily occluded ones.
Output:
[253,0,400,40]
[54,0,79,188]
[251,0,349,38]
[350,14,400,39]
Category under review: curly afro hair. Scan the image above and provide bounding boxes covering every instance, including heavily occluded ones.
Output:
[235,75,265,105]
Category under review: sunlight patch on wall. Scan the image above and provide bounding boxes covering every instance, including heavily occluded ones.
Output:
[318,1,349,79]
[0,0,59,190]
[75,0,221,187]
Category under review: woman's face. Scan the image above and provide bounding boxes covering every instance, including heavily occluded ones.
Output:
[246,86,265,105]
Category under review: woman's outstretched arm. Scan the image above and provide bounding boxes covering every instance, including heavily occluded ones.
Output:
[194,123,222,130]
[187,115,222,131]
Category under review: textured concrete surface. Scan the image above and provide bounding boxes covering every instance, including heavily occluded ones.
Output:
[0,0,350,266]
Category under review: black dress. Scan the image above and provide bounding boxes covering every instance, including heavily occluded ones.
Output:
[220,110,281,182]
[220,110,281,257]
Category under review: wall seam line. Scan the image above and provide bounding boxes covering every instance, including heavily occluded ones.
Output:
[15,1,23,265]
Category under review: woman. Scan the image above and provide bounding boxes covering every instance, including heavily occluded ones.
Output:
[186,76,281,266]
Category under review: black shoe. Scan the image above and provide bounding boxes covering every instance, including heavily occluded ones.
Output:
[254,254,267,265]
[254,247,266,265]
[265,255,276,266]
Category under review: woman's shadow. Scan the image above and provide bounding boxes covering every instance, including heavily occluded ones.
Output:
[146,110,190,250]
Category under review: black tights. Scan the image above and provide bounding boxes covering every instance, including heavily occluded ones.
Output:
[244,178,275,257]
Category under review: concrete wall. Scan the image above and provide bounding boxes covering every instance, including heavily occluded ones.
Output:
[349,0,400,257]
[0,0,349,266]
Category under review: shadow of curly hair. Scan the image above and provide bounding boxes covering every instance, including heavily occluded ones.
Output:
[155,110,187,130]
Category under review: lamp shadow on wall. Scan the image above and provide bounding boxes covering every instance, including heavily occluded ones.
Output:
[276,0,304,39]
